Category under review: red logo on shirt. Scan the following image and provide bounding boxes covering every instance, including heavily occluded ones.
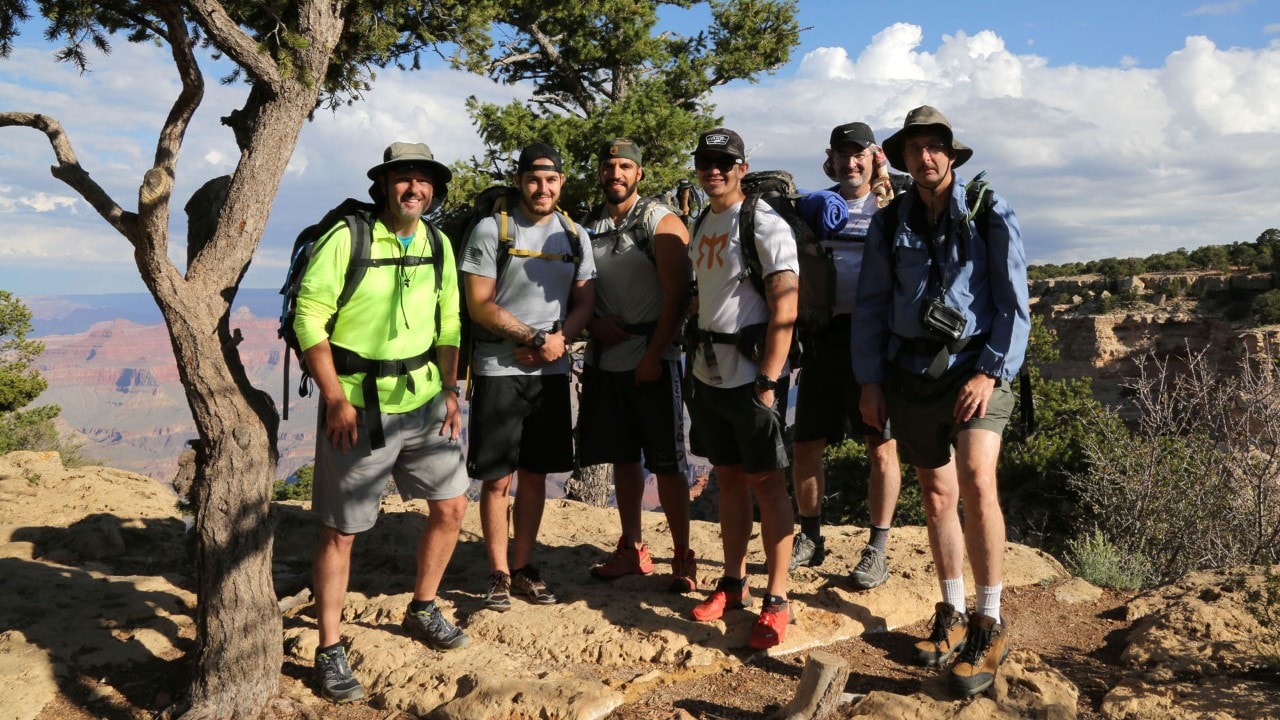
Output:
[695,232,729,270]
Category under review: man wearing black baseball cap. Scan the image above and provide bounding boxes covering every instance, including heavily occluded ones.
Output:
[686,127,798,651]
[579,138,698,592]
[852,106,1030,696]
[789,123,904,591]
[462,141,597,613]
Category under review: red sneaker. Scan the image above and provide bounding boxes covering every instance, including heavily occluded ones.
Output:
[691,576,749,621]
[748,596,790,650]
[668,546,698,594]
[590,536,655,579]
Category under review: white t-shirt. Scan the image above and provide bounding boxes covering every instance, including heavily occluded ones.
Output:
[825,191,879,316]
[689,200,799,388]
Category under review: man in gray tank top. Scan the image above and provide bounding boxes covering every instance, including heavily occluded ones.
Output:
[579,138,698,593]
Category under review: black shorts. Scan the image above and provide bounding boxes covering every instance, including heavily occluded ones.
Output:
[687,378,789,474]
[577,361,688,475]
[466,374,574,481]
[794,316,887,443]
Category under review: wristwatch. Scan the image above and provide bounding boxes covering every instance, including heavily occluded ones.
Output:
[529,329,547,350]
[754,373,778,391]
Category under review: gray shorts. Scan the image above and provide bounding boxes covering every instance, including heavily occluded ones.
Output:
[313,393,468,534]
[884,357,1014,470]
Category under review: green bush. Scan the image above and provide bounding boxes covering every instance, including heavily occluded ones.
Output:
[1065,529,1150,590]
[273,464,314,501]
[1242,566,1280,671]
[1253,289,1280,325]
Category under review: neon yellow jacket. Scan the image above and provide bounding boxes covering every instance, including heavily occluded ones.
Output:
[294,217,461,413]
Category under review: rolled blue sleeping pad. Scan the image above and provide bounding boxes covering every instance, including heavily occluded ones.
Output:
[796,190,848,238]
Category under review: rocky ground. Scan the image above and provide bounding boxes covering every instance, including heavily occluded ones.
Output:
[2,450,1278,720]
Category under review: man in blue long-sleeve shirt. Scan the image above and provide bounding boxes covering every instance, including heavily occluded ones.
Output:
[851,106,1029,697]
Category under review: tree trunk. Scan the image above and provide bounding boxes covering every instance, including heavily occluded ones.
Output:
[565,462,613,507]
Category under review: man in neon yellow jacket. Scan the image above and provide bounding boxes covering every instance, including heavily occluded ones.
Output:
[294,142,469,704]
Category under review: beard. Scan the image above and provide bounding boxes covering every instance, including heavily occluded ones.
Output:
[604,178,638,205]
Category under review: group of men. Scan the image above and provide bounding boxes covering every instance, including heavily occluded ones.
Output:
[292,104,1029,705]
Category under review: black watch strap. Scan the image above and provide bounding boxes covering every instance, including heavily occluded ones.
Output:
[754,373,778,391]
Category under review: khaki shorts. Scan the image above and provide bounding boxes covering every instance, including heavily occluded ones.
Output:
[313,393,468,534]
[884,357,1014,470]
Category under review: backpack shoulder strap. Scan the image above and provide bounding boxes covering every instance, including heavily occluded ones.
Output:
[424,220,445,346]
[736,194,767,298]
[335,211,373,311]
[964,171,995,240]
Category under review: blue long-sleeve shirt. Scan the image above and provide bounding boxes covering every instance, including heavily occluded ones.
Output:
[851,176,1030,384]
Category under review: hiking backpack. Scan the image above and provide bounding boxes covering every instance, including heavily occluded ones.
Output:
[442,186,584,385]
[583,196,671,265]
[691,170,838,366]
[277,198,444,420]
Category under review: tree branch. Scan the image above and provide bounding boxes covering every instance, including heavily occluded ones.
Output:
[525,22,595,115]
[0,112,136,239]
[183,0,282,87]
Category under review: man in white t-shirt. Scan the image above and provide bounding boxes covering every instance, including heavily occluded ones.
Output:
[686,127,798,650]
[790,123,903,591]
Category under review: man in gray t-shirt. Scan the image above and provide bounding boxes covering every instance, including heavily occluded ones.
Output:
[461,142,596,612]
[578,138,697,594]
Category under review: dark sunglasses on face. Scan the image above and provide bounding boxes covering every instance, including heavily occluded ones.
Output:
[694,156,740,172]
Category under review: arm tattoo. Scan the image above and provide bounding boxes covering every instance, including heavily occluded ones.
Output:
[765,270,798,303]
[494,319,535,345]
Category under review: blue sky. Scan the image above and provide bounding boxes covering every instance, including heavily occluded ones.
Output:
[2,0,1279,297]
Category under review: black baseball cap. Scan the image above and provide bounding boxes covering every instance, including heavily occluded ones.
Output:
[829,122,877,150]
[517,142,564,173]
[692,127,746,161]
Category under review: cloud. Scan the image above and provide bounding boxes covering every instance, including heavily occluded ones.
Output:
[4,23,1280,294]
[712,25,1280,266]
[1186,1,1251,17]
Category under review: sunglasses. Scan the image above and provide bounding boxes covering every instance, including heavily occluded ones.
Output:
[694,156,740,172]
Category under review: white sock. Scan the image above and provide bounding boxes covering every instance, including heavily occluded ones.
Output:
[976,583,1003,624]
[941,577,966,613]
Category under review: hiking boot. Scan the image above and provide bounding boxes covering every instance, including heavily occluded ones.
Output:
[950,613,1010,696]
[512,565,558,605]
[914,602,969,667]
[691,576,751,622]
[590,537,656,580]
[314,644,365,704]
[748,595,790,650]
[402,602,470,651]
[668,546,698,594]
[788,532,825,571]
[849,545,889,590]
[483,571,512,612]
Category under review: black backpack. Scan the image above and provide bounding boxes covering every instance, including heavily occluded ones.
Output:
[443,186,584,386]
[691,170,837,366]
[278,199,443,421]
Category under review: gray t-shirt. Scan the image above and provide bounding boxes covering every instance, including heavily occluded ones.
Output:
[586,201,682,371]
[461,205,596,376]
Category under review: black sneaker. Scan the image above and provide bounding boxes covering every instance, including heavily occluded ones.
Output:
[512,565,558,604]
[789,532,825,571]
[402,602,470,651]
[314,644,365,704]
[849,545,889,590]
[483,571,512,612]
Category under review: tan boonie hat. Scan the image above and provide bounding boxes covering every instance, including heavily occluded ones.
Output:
[365,141,452,212]
[881,106,973,172]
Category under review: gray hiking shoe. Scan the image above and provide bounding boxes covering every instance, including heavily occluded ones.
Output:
[849,545,889,589]
[402,602,470,651]
[484,571,513,612]
[789,532,825,571]
[314,644,365,704]
[512,565,558,604]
